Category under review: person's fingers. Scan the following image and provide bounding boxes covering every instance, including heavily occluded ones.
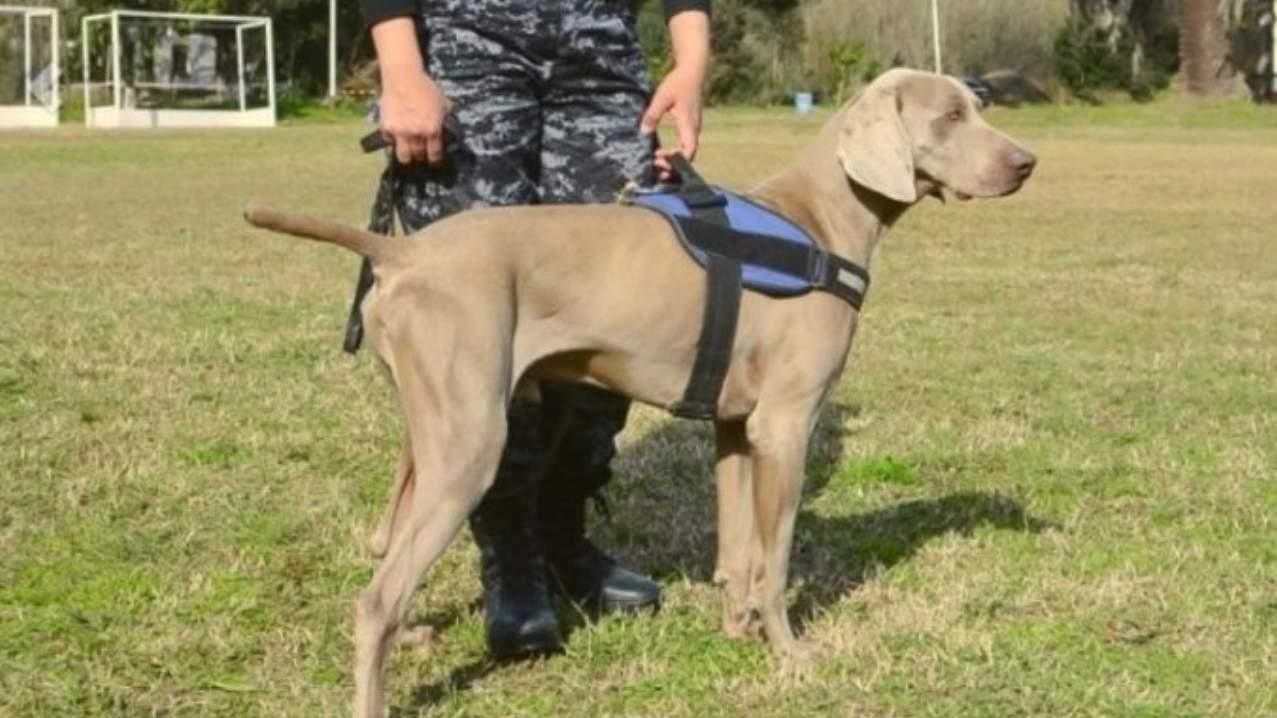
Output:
[672,107,699,161]
[393,134,416,165]
[651,149,677,182]
[641,90,673,136]
[424,125,444,166]
[382,116,443,165]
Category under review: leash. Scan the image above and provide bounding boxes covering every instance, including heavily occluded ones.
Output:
[341,118,464,354]
[341,141,396,354]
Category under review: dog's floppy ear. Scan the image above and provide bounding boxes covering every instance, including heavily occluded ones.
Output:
[837,85,917,204]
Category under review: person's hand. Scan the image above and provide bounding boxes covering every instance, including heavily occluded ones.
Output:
[370,17,450,166]
[379,70,450,166]
[641,65,705,180]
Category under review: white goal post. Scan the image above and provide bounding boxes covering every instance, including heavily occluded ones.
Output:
[82,9,276,129]
[0,5,60,128]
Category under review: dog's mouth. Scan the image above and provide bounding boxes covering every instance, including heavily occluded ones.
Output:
[928,174,1027,204]
[949,176,1028,202]
[993,178,1029,198]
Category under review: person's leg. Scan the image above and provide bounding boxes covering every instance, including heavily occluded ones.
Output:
[392,4,563,659]
[534,1,662,613]
[536,384,662,611]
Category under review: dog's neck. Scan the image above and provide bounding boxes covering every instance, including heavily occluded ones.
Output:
[748,108,907,270]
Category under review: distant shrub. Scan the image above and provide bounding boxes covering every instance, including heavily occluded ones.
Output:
[1054,19,1125,100]
[1054,16,1178,102]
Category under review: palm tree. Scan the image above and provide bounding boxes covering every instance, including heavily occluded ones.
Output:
[1067,0,1270,100]
[1180,0,1222,94]
[1179,0,1248,97]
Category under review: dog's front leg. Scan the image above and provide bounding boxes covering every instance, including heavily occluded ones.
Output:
[713,420,758,640]
[745,409,813,665]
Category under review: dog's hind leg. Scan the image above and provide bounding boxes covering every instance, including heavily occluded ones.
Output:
[745,407,816,664]
[713,420,759,640]
[351,314,512,718]
[367,436,414,559]
[352,406,506,717]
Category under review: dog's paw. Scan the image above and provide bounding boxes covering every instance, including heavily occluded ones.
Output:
[396,625,436,651]
[776,639,829,682]
[722,609,763,641]
[722,618,754,641]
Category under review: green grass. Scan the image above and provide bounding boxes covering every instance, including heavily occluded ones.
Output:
[2,105,1276,717]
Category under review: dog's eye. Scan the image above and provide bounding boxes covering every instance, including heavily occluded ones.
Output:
[946,109,964,122]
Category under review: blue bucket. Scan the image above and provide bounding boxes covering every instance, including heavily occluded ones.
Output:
[794,92,814,114]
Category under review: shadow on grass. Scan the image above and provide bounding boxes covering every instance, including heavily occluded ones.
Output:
[394,658,493,717]
[788,490,1052,631]
[603,400,1054,631]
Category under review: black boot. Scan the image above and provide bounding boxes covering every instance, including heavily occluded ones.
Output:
[538,386,662,613]
[469,400,563,660]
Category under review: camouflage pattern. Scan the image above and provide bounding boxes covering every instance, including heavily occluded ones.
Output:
[392,0,652,504]
[395,0,656,229]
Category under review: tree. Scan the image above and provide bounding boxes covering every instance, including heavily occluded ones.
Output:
[1068,0,1270,100]
[1069,0,1179,82]
[1058,0,1180,99]
[1225,0,1275,100]
[1179,0,1242,96]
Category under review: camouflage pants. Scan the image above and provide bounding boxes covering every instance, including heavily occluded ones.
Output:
[393,0,654,503]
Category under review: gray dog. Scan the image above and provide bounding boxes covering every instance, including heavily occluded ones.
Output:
[245,68,1036,717]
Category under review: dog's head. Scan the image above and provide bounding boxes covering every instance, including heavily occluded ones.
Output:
[837,68,1036,204]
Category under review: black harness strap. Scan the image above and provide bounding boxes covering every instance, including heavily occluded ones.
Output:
[672,253,742,419]
[667,156,741,419]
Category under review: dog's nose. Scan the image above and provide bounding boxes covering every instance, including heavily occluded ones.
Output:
[1009,149,1037,178]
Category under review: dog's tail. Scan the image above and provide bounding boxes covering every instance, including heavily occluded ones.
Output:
[243,207,400,265]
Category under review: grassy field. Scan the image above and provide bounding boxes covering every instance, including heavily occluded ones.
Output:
[2,102,1276,717]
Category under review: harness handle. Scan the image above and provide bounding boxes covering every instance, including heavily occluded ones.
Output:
[667,153,729,225]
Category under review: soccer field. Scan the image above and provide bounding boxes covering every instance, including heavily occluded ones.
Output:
[2,105,1276,717]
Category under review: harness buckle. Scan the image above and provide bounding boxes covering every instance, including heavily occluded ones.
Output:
[807,248,829,286]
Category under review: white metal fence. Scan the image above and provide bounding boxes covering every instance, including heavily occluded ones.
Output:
[0,5,59,127]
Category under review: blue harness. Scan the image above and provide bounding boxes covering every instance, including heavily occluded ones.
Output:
[626,157,871,419]
[632,190,821,297]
